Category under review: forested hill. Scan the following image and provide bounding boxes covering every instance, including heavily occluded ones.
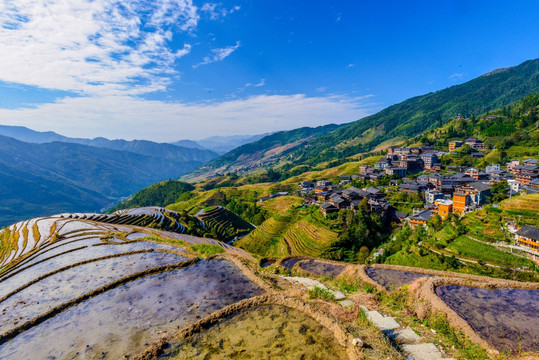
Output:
[187,58,539,179]
[0,136,204,226]
[290,58,539,166]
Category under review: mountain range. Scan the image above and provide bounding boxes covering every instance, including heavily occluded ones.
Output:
[187,58,539,179]
[171,133,270,154]
[1,58,538,225]
[0,127,273,226]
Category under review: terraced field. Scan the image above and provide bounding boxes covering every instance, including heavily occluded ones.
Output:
[238,211,338,258]
[0,215,261,359]
[236,213,294,257]
[284,220,337,257]
[196,206,255,242]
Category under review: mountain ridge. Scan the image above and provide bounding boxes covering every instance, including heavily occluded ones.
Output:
[186,58,539,179]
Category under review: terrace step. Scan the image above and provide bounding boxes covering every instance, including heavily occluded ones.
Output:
[401,343,456,360]
[282,276,347,300]
[366,310,401,331]
[339,299,354,308]
[384,327,421,345]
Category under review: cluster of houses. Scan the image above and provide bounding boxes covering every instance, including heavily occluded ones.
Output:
[295,140,539,253]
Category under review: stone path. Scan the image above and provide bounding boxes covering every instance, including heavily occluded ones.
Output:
[282,276,346,300]
[360,305,457,360]
[283,276,457,359]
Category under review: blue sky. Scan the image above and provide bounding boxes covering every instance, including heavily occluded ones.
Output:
[0,0,537,141]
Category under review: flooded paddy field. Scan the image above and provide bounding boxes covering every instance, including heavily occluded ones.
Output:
[281,258,303,270]
[0,240,186,297]
[160,304,348,360]
[0,251,185,334]
[0,259,264,360]
[366,267,433,291]
[299,260,345,277]
[436,285,539,353]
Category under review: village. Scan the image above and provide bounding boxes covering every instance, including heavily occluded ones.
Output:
[295,137,539,255]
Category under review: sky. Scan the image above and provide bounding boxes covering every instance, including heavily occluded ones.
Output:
[0,0,538,141]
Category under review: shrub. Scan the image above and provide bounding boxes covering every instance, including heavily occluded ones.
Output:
[308,286,335,301]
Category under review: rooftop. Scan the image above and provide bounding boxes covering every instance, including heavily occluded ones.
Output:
[516,225,539,241]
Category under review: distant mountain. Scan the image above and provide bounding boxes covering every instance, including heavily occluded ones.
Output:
[0,135,210,226]
[170,139,210,151]
[184,124,341,180]
[0,125,219,162]
[187,58,539,178]
[0,125,68,143]
[196,133,271,154]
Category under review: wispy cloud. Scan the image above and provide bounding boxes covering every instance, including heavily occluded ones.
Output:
[200,3,240,20]
[245,79,266,88]
[0,0,199,96]
[193,41,240,68]
[449,72,466,81]
[0,94,375,141]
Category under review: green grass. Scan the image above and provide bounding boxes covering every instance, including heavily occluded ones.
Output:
[445,236,534,268]
[141,235,187,247]
[190,243,225,257]
[307,285,335,301]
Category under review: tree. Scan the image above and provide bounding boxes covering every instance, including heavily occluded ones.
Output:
[357,246,370,264]
[490,181,509,203]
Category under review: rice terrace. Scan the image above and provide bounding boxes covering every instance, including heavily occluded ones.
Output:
[0,207,537,359]
[1,2,539,359]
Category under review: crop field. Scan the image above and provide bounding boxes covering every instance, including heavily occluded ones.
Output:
[237,210,338,258]
[445,236,534,268]
[197,206,255,242]
[0,214,262,359]
[236,214,292,257]
[500,193,539,212]
[284,220,337,257]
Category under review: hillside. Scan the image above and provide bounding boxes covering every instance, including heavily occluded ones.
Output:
[184,124,341,180]
[0,136,206,226]
[188,58,539,179]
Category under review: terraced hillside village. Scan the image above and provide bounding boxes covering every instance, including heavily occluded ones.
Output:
[1,66,539,359]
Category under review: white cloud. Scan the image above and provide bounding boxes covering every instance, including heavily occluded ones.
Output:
[193,41,240,68]
[449,72,465,81]
[0,94,375,141]
[243,79,265,88]
[200,3,240,20]
[0,0,198,96]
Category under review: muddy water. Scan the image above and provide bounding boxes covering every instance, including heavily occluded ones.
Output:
[436,285,539,353]
[260,259,275,268]
[0,251,185,334]
[300,260,345,277]
[366,267,433,291]
[0,259,264,360]
[281,258,303,270]
[0,241,185,297]
[161,305,348,360]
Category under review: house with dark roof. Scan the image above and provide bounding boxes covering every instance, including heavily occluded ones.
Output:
[409,209,433,226]
[516,225,539,252]
[399,183,420,194]
[458,182,492,206]
[320,202,338,216]
[363,186,385,199]
[385,166,407,177]
[465,137,486,150]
